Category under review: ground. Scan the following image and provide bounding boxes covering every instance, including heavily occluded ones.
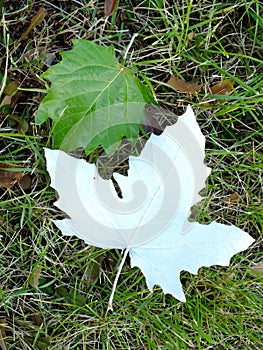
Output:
[0,1,262,349]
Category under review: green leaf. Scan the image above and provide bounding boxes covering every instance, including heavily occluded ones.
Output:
[36,40,154,154]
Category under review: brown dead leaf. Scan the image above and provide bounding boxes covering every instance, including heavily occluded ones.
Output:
[4,80,19,96]
[0,163,23,188]
[31,314,43,327]
[251,263,263,276]
[104,0,118,16]
[97,104,177,179]
[210,79,234,95]
[19,174,32,190]
[167,76,203,94]
[223,192,239,204]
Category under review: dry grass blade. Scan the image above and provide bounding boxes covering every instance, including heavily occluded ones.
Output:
[16,7,46,44]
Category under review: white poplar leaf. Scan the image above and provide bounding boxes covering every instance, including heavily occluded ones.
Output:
[45,105,254,303]
[129,221,254,301]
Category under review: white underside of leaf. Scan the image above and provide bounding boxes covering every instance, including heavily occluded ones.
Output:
[45,106,211,248]
[130,221,254,301]
[45,105,255,303]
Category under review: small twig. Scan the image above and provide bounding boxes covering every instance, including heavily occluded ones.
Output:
[107,248,130,311]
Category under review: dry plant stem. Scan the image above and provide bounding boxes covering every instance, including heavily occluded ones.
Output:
[0,17,9,99]
[107,248,130,311]
[123,33,138,61]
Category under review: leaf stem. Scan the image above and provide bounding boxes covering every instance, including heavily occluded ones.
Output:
[107,248,130,311]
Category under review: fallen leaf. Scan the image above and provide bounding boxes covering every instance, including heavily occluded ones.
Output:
[143,103,177,135]
[4,80,19,96]
[210,79,234,95]
[36,40,154,155]
[0,163,23,188]
[45,105,254,307]
[104,0,118,16]
[167,76,203,94]
[223,192,239,204]
[19,174,32,190]
[31,314,43,327]
[97,104,177,179]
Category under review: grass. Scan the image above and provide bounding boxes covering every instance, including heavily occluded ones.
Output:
[0,0,263,349]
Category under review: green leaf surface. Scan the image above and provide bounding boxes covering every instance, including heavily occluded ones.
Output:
[36,40,154,154]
